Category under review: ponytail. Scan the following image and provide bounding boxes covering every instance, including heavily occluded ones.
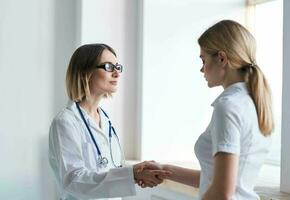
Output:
[247,65,274,136]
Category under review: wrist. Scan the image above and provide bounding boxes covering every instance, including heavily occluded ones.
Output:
[162,164,173,179]
[132,164,139,181]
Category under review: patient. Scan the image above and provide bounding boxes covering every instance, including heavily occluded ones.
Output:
[138,20,274,200]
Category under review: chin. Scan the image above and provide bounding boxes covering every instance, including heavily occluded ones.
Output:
[207,82,216,88]
[109,87,118,93]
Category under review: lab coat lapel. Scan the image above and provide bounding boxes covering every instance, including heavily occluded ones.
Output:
[98,107,109,138]
[67,101,108,142]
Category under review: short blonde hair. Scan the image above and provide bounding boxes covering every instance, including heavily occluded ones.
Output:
[66,43,116,102]
[198,20,274,136]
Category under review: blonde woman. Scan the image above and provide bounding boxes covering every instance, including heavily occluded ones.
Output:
[49,44,169,200]
[140,20,274,200]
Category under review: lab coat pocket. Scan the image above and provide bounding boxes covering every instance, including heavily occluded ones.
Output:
[81,143,97,169]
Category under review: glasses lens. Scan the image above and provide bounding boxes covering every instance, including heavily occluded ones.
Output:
[104,63,114,72]
[115,64,123,73]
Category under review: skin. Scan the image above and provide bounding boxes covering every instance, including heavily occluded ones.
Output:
[134,161,172,188]
[139,48,245,199]
[199,48,244,89]
[199,49,226,88]
[202,152,238,200]
[79,49,170,187]
[137,161,200,188]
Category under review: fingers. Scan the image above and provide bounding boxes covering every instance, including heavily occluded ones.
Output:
[134,160,171,189]
[142,169,172,182]
[150,169,172,176]
[134,163,145,173]
[134,160,157,173]
[137,170,167,185]
[142,161,163,170]
[138,180,157,188]
[135,170,166,188]
[156,174,169,180]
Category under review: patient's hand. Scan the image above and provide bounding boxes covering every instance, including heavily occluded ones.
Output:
[133,161,171,188]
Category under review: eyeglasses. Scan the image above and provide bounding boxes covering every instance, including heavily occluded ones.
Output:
[96,63,123,73]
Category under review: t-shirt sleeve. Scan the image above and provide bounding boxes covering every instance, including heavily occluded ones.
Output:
[211,101,242,156]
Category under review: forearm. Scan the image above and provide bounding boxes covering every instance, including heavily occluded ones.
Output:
[62,166,136,198]
[162,164,200,187]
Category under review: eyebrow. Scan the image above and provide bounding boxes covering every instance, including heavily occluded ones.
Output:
[99,61,115,65]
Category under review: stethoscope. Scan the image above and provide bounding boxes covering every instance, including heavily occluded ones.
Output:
[76,102,124,168]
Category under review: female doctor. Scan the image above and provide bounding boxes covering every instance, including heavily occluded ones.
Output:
[49,43,169,200]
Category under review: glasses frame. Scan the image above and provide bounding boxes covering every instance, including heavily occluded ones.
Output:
[96,63,123,73]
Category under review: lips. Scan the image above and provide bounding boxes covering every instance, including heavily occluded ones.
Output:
[110,81,118,85]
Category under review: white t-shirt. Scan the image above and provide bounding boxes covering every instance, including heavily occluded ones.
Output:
[194,82,271,200]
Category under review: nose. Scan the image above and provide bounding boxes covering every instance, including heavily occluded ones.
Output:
[200,66,204,73]
[112,70,120,78]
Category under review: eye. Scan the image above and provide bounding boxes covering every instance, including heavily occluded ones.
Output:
[104,63,114,72]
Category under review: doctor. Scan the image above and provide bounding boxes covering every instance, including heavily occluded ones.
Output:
[49,43,169,200]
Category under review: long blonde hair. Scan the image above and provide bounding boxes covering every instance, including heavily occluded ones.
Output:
[198,20,274,136]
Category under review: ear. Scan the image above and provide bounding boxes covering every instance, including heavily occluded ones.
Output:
[217,51,227,67]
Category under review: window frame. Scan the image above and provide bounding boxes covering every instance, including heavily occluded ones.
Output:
[281,0,290,193]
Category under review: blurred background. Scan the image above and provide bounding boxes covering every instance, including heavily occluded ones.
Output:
[0,0,288,199]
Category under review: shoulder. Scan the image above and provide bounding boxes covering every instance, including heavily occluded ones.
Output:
[213,98,241,118]
[52,108,76,126]
[213,89,253,116]
[49,107,80,138]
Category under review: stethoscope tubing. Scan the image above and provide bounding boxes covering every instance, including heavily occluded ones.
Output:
[75,102,123,168]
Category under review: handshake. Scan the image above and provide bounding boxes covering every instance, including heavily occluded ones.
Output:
[133,161,172,188]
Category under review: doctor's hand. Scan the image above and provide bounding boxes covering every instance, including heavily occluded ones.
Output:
[133,161,171,188]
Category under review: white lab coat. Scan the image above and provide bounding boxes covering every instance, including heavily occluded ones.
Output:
[48,101,136,200]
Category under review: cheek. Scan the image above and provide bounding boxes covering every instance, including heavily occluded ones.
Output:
[89,72,105,87]
[203,64,212,74]
[96,71,109,82]
[212,67,225,84]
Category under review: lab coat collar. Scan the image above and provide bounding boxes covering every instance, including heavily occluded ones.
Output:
[211,82,249,107]
[66,101,108,138]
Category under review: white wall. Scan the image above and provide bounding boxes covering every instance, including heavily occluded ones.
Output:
[0,0,80,199]
[281,0,290,193]
[140,0,245,163]
[0,0,140,198]
[80,0,139,160]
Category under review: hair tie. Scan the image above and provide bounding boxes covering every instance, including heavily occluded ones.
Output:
[249,61,257,68]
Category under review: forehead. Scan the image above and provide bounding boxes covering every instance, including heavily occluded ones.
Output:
[99,49,117,64]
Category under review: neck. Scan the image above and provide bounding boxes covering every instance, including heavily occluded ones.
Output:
[222,67,244,89]
[79,95,103,117]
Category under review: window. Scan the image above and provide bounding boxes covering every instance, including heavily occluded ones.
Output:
[139,0,246,165]
[139,0,283,167]
[247,0,283,165]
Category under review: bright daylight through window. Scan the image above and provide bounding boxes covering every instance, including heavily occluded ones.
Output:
[249,0,283,165]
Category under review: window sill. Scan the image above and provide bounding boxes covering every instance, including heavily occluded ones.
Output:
[255,164,290,200]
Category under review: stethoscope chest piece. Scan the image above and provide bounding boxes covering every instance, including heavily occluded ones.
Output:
[97,156,109,168]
